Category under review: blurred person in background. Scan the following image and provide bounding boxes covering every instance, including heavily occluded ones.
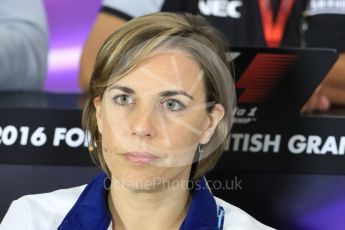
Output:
[301,0,345,112]
[78,0,305,91]
[78,0,345,113]
[0,0,48,91]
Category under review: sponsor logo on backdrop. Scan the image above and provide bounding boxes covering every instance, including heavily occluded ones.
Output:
[306,0,345,15]
[198,0,243,18]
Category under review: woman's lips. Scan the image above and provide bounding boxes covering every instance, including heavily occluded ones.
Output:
[123,152,159,164]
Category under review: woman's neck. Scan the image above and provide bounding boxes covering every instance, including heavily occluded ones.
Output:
[107,176,191,230]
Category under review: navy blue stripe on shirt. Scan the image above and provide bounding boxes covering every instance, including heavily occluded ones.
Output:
[58,173,111,230]
[179,177,220,229]
[58,173,222,230]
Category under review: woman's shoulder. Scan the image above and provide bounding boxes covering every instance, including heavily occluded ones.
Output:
[214,196,276,230]
[0,185,86,230]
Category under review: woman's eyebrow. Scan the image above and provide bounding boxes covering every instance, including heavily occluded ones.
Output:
[108,85,134,94]
[160,90,194,100]
[108,85,193,100]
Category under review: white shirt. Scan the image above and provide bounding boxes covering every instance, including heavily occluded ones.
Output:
[1,184,274,230]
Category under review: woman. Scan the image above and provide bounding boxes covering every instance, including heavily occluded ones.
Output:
[1,13,274,229]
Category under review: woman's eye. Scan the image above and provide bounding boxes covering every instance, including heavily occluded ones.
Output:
[162,99,185,111]
[113,95,134,105]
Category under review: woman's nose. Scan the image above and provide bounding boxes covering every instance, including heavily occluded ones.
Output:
[130,105,157,139]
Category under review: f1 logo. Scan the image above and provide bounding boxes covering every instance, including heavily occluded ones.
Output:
[236,53,296,103]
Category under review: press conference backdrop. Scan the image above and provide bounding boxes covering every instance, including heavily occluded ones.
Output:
[2,46,345,230]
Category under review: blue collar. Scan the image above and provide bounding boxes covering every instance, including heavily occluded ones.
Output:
[58,172,222,230]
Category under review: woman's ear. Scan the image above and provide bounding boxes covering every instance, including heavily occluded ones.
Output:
[200,104,225,144]
[93,96,103,134]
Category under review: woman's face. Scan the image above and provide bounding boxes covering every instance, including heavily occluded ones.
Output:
[94,50,224,191]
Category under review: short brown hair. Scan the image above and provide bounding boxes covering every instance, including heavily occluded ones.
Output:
[83,12,236,180]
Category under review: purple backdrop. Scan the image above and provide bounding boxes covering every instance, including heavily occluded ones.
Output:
[43,0,101,92]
